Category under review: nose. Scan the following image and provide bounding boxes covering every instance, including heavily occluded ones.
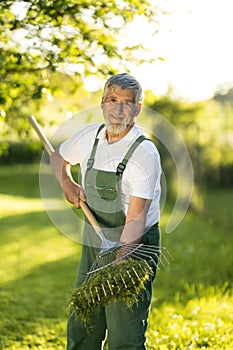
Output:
[116,102,124,113]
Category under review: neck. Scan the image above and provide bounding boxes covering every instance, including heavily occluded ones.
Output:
[105,124,133,144]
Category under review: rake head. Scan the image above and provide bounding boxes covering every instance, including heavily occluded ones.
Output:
[69,243,172,325]
[69,257,153,324]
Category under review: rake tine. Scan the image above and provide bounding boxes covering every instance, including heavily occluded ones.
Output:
[101,283,107,297]
[130,247,160,260]
[113,276,121,292]
[131,266,140,281]
[106,279,114,296]
[136,259,153,276]
[121,243,173,268]
[90,290,95,304]
[88,258,100,277]
[161,246,174,262]
[129,249,160,269]
[119,273,127,288]
[131,253,159,270]
[95,287,101,302]
[158,253,170,267]
[86,241,173,278]
[126,270,135,285]
[118,243,160,257]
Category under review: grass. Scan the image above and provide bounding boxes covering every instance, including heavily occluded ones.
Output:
[0,164,232,349]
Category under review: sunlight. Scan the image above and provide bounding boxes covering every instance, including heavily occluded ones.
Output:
[0,195,44,218]
[125,0,233,101]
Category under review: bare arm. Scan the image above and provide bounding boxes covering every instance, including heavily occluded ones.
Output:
[120,196,151,243]
[50,148,85,208]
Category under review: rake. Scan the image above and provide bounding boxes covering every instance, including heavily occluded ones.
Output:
[69,239,172,325]
[29,115,172,325]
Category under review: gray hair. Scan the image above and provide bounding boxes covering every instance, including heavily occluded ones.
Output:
[103,73,144,104]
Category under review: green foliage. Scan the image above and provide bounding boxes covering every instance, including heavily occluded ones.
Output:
[0,141,43,164]
[0,0,160,139]
[145,91,233,188]
[70,259,153,325]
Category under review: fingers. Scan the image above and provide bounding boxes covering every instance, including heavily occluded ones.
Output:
[62,180,86,209]
[72,195,82,209]
[68,188,86,209]
[79,188,86,202]
[72,187,86,208]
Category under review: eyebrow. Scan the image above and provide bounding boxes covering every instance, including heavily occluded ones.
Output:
[105,94,135,102]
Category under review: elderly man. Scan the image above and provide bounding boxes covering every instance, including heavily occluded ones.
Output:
[51,73,161,350]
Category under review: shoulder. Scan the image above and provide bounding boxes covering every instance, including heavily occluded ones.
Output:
[132,126,160,159]
[70,123,102,141]
[59,123,101,163]
[134,141,161,169]
[60,123,102,148]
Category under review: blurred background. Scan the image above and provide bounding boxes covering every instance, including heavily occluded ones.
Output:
[0,1,232,349]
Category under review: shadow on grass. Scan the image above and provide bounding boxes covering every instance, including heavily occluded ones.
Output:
[0,165,41,199]
[0,210,81,347]
[0,254,79,347]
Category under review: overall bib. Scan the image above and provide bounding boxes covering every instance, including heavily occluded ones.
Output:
[67,125,160,350]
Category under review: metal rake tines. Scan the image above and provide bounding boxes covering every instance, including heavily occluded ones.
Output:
[70,257,154,325]
[121,243,174,268]
[87,243,172,276]
[69,243,173,325]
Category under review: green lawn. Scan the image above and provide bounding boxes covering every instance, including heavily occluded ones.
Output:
[0,165,232,349]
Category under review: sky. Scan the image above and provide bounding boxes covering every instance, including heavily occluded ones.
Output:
[10,0,233,102]
[125,0,233,101]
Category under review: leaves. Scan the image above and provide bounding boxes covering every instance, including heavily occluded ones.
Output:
[69,258,153,325]
[0,0,161,139]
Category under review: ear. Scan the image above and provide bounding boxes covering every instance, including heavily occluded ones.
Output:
[135,103,142,117]
[101,96,104,109]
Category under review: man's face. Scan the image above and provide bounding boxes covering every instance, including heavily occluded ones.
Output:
[101,87,140,135]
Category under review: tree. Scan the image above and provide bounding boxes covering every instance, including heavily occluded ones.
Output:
[146,92,233,188]
[0,0,161,139]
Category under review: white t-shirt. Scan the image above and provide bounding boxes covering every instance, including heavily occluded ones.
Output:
[60,123,161,228]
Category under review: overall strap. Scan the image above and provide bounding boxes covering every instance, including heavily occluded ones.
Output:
[86,124,105,170]
[116,135,149,176]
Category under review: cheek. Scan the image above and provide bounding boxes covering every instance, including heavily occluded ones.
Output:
[128,110,136,121]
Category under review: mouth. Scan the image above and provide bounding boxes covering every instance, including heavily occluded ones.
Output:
[108,113,125,122]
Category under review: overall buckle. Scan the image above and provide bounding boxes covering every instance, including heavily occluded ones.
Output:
[87,158,94,170]
[116,163,126,176]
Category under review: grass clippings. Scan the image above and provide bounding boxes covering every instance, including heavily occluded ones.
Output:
[69,258,153,325]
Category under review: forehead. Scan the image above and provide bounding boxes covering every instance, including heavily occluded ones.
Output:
[105,86,136,100]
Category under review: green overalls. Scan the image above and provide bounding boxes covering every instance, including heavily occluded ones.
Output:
[67,125,160,350]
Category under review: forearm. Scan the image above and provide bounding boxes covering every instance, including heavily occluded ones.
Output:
[120,217,146,244]
[50,148,72,185]
[120,197,151,243]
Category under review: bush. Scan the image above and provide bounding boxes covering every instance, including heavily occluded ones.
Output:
[0,141,43,164]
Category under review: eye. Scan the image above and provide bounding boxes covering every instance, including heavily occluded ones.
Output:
[125,101,133,106]
[105,98,117,104]
[123,101,135,108]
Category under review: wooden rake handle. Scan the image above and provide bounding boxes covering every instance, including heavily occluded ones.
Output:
[28,115,102,236]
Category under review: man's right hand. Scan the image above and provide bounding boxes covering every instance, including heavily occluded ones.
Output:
[61,177,86,209]
[50,148,86,209]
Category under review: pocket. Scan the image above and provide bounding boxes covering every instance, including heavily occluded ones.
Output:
[86,184,118,201]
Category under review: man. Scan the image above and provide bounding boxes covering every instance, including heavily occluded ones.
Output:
[51,73,161,350]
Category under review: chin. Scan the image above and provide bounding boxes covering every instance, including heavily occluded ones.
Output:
[106,124,127,134]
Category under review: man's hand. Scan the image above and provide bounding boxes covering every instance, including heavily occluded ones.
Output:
[61,177,86,209]
[50,148,86,208]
